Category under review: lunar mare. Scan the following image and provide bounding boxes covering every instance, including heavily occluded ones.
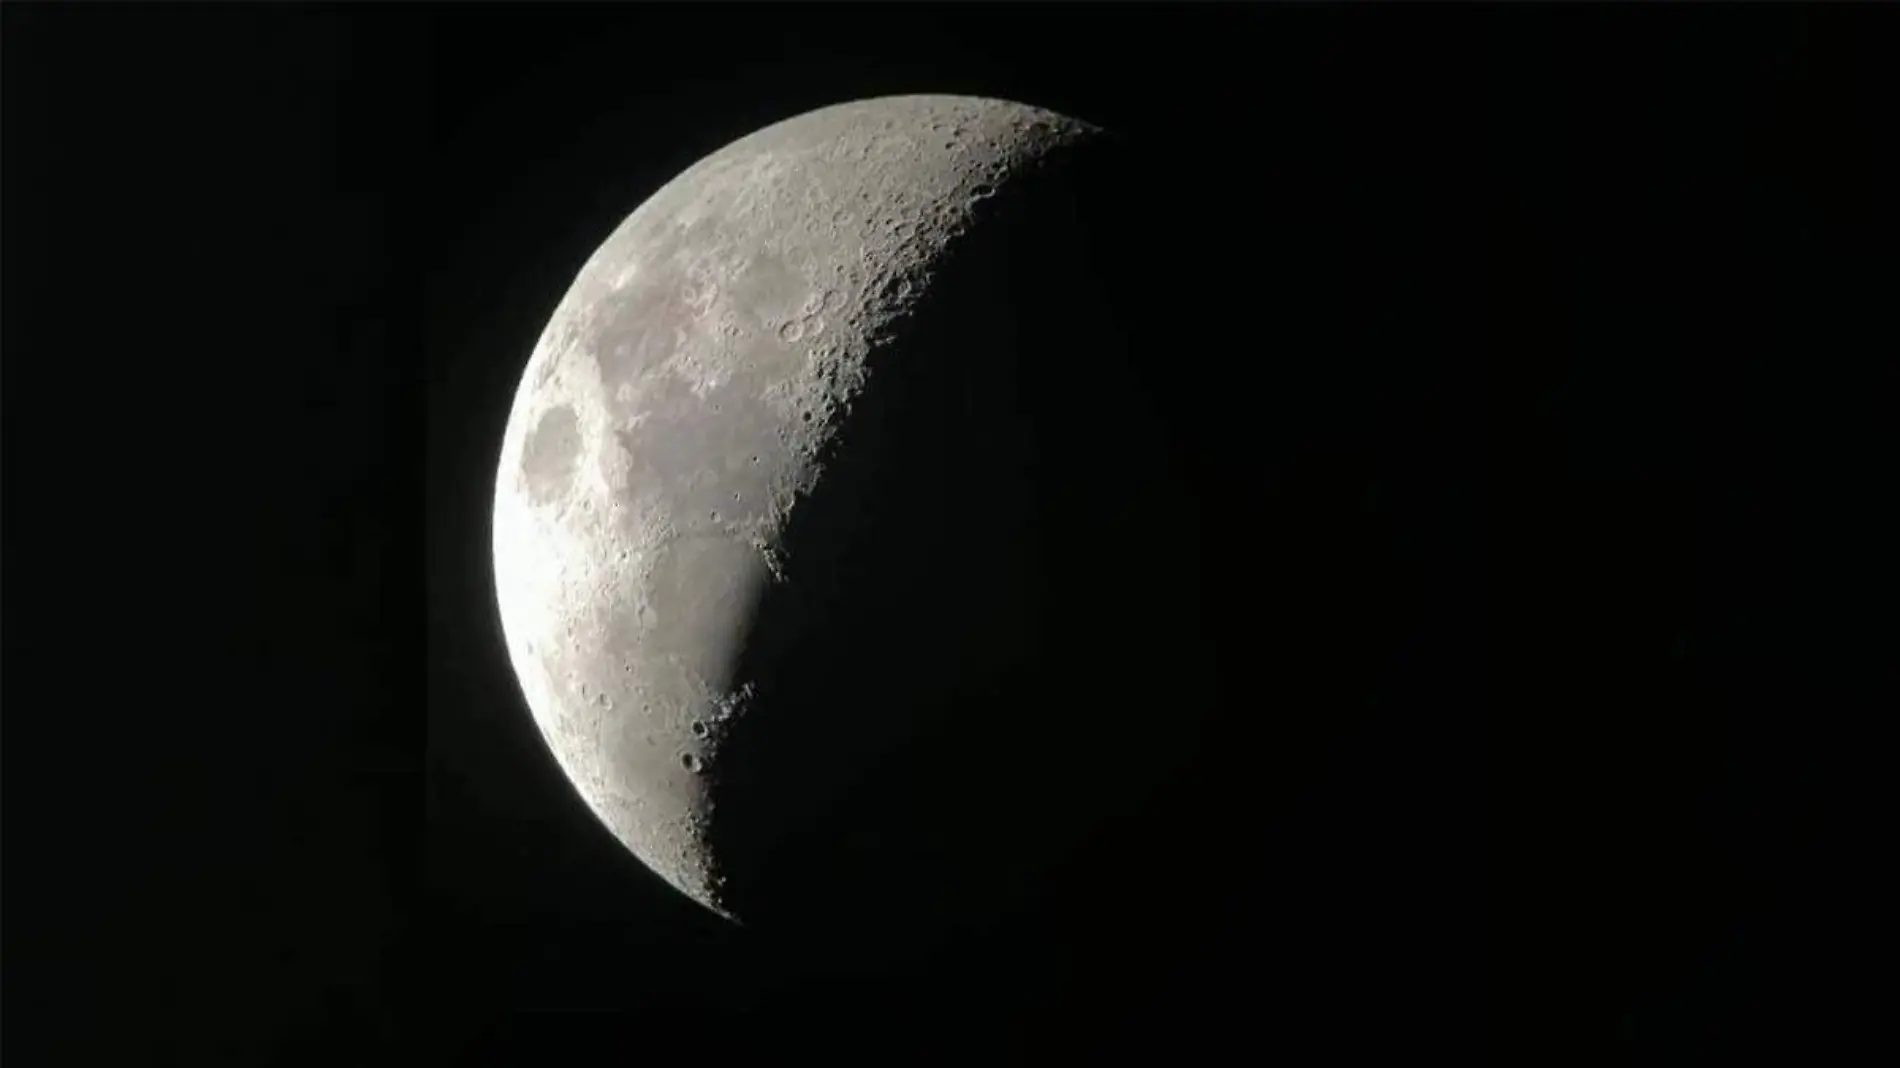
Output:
[492,96,1099,916]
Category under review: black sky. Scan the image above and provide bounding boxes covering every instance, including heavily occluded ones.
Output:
[2,2,1889,1063]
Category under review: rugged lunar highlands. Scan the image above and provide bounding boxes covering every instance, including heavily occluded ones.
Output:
[492,95,1101,919]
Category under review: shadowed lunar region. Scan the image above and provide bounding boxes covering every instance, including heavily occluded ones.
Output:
[494,94,1236,965]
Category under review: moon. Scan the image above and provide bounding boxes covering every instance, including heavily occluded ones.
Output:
[492,95,1108,921]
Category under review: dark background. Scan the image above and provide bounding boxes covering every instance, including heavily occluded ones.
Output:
[3,2,1887,1063]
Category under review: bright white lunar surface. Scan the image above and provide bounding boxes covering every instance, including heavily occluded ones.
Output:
[491,95,1101,920]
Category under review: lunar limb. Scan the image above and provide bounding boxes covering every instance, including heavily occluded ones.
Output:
[492,96,1102,918]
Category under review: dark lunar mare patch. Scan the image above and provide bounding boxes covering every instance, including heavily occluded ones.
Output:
[521,404,581,505]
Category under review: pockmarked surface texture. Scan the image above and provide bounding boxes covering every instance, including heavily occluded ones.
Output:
[492,96,1099,917]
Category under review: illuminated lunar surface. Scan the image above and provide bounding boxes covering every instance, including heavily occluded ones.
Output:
[492,95,1102,919]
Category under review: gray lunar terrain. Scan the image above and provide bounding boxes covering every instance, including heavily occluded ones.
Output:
[492,96,1100,917]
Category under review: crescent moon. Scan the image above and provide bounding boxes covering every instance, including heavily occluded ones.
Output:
[492,95,1101,919]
